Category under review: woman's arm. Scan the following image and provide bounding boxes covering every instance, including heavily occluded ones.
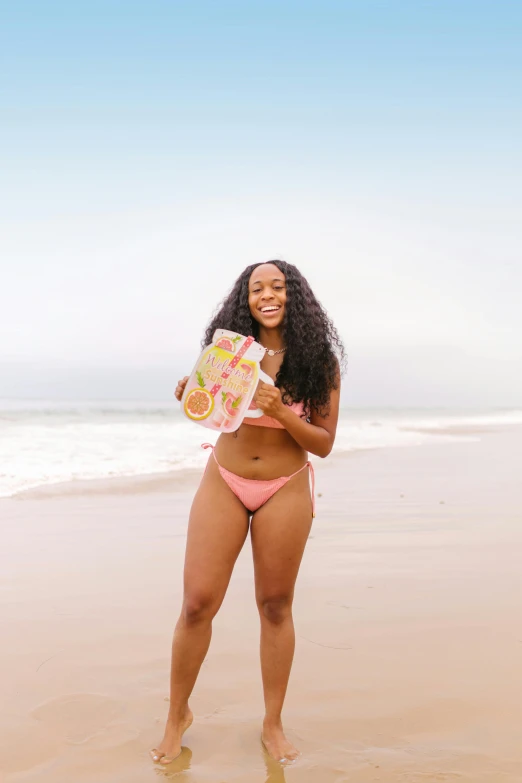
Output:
[255,377,341,459]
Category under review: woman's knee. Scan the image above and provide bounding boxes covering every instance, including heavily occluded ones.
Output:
[258,593,293,625]
[182,592,217,625]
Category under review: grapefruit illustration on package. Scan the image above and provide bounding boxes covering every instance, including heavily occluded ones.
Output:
[215,335,241,353]
[184,388,215,421]
[180,330,274,432]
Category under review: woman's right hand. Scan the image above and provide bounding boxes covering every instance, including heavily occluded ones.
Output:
[174,376,189,401]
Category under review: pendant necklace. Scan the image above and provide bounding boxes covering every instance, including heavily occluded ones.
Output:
[261,345,286,357]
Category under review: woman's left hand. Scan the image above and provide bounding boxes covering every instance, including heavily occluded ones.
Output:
[254,382,285,420]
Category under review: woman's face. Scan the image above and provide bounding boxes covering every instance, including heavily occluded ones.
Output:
[248,263,287,330]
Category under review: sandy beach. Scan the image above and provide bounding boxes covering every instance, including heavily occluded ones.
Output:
[1,424,521,782]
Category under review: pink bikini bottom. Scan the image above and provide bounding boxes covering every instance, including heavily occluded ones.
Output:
[202,443,315,517]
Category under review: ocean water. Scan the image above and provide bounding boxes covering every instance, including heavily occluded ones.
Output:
[1,400,521,498]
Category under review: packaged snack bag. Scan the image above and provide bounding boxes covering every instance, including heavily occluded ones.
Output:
[180,330,274,432]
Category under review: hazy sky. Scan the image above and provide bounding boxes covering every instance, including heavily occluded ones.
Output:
[1,1,521,405]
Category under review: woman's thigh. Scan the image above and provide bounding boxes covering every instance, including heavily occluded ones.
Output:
[183,456,250,608]
[250,466,313,601]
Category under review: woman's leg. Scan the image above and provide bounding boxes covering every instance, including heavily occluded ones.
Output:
[250,467,313,763]
[152,456,249,763]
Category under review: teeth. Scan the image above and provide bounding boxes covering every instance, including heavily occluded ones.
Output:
[261,306,279,312]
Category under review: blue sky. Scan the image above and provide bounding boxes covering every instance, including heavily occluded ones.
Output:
[2,0,521,214]
[1,1,521,404]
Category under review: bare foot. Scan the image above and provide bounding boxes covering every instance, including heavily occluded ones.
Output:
[150,707,193,765]
[261,719,300,765]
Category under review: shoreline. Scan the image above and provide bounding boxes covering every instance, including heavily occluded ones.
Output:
[4,420,517,502]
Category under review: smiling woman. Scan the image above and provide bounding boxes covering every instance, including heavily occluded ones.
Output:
[151,260,346,767]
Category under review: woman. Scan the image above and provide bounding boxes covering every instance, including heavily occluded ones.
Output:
[151,260,345,766]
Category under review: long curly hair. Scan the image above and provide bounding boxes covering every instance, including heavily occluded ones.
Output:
[202,260,346,416]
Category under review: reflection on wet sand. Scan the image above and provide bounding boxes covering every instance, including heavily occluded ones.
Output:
[152,747,192,779]
[262,754,288,783]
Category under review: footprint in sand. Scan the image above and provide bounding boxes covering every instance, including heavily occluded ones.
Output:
[30,693,127,746]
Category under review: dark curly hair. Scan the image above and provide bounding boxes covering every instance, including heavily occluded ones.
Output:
[202,260,346,416]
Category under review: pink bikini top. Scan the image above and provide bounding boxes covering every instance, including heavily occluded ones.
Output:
[243,400,306,429]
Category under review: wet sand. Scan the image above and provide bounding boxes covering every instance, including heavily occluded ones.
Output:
[1,425,522,782]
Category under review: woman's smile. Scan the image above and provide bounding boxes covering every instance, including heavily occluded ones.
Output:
[258,304,282,320]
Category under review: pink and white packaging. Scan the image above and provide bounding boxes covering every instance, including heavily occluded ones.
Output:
[180,329,274,432]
